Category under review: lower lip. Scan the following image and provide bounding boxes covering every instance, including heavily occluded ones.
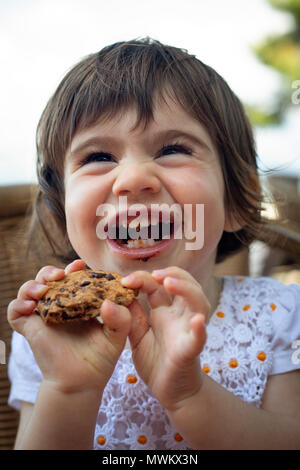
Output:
[107,234,175,259]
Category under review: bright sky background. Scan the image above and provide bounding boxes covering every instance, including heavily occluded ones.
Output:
[0,0,299,185]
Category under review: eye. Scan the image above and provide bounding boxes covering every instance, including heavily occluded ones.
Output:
[157,144,192,158]
[80,152,115,165]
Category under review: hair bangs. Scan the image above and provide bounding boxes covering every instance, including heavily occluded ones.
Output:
[67,39,208,140]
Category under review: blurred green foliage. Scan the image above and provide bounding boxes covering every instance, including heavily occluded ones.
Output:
[246,0,300,126]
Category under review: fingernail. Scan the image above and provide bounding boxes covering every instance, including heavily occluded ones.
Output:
[24,300,35,308]
[152,269,165,277]
[48,268,63,280]
[165,277,178,286]
[121,274,134,285]
[32,283,48,294]
[102,299,117,312]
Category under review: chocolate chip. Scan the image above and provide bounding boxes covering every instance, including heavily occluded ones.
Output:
[98,293,104,299]
[90,272,103,278]
[105,274,115,280]
[59,287,66,292]
[56,298,62,307]
[45,299,51,306]
[42,309,48,317]
[80,281,91,287]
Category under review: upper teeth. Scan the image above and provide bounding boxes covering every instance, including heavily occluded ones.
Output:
[113,221,173,240]
[128,218,150,229]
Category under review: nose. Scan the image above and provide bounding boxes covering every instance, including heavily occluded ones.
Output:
[112,163,161,198]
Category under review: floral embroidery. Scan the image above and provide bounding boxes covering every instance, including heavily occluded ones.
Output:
[236,298,260,323]
[206,326,224,349]
[221,346,248,382]
[216,311,225,318]
[125,423,157,450]
[97,435,106,446]
[174,432,183,442]
[161,423,191,450]
[127,375,138,384]
[202,364,210,373]
[233,324,252,343]
[247,338,272,373]
[200,352,221,382]
[257,314,273,335]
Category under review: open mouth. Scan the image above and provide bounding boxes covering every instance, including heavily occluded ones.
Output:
[105,211,177,260]
[113,220,175,247]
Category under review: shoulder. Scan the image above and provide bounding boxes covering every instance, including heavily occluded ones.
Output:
[224,275,299,310]
[8,331,42,410]
[224,276,300,375]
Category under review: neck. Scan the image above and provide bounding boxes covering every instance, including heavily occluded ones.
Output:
[189,255,223,323]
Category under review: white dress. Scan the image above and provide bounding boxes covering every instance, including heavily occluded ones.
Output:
[8,276,300,450]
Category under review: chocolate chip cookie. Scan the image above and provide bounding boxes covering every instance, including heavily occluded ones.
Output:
[35,269,138,324]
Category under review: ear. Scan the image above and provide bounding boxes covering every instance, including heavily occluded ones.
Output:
[224,172,260,233]
[224,212,243,233]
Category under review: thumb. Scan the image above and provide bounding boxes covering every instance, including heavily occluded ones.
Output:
[100,299,132,346]
[128,299,150,350]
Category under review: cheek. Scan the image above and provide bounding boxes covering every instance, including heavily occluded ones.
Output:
[64,177,108,243]
[163,167,226,244]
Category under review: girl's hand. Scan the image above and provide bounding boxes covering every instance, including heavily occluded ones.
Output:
[122,266,209,412]
[7,259,131,395]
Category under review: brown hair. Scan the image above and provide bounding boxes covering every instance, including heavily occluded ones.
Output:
[32,37,264,264]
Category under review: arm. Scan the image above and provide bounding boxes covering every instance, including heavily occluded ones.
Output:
[168,369,300,450]
[16,384,102,450]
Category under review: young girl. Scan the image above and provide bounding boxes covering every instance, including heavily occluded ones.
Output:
[7,38,300,450]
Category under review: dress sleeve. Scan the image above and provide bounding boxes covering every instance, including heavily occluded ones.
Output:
[270,283,300,375]
[8,331,43,410]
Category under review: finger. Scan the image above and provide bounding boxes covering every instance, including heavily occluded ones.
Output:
[100,299,132,346]
[127,299,150,350]
[8,298,36,322]
[35,265,65,284]
[17,280,49,301]
[152,266,198,287]
[190,314,207,356]
[163,277,210,315]
[121,271,172,308]
[7,298,37,334]
[65,259,86,274]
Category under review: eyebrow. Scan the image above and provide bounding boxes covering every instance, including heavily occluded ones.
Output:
[69,128,212,157]
[69,137,115,157]
[154,129,212,151]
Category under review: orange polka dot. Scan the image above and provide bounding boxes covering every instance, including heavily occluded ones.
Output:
[174,432,183,442]
[97,435,106,446]
[216,311,225,318]
[229,359,238,368]
[127,375,138,384]
[243,304,251,311]
[257,352,266,362]
[137,435,147,445]
[202,365,210,374]
[270,303,277,311]
[237,278,244,283]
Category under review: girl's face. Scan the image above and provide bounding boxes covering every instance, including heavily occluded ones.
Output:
[64,97,235,284]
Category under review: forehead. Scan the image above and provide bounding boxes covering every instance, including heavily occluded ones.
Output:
[69,95,216,153]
